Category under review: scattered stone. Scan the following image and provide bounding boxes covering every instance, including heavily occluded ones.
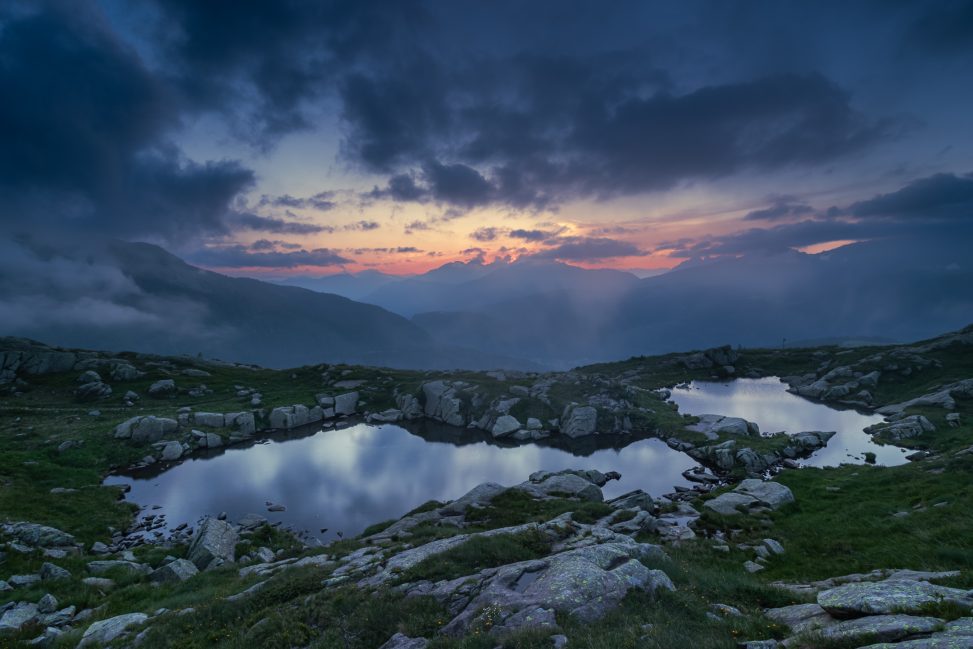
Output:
[818,579,973,617]
[560,404,598,438]
[36,594,58,614]
[188,517,238,570]
[744,560,764,573]
[0,603,39,634]
[378,633,429,649]
[78,612,149,647]
[39,563,71,581]
[150,559,199,583]
[147,379,176,396]
[334,391,360,415]
[2,522,76,547]
[816,614,944,645]
[87,560,151,577]
[491,414,522,437]
[735,479,795,509]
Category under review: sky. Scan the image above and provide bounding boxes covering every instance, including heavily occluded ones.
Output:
[1,0,972,277]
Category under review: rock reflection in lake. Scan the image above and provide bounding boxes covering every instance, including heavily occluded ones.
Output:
[104,421,696,542]
[669,377,908,467]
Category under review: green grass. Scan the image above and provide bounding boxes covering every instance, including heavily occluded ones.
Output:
[463,489,613,528]
[694,451,973,582]
[3,329,973,648]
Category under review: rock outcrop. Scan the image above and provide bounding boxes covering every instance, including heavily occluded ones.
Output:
[704,478,794,515]
[188,517,238,570]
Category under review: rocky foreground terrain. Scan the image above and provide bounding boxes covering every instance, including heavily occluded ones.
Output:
[0,325,972,647]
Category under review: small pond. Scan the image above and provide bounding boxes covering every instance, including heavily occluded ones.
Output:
[669,377,909,468]
[105,422,696,543]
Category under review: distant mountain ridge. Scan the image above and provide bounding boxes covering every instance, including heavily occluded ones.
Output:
[405,235,973,368]
[0,238,543,371]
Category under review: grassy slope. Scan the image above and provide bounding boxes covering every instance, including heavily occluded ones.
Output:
[0,329,971,647]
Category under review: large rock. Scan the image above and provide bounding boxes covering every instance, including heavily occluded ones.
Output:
[440,482,506,515]
[75,380,112,401]
[816,615,944,645]
[704,492,760,516]
[188,517,238,570]
[150,558,199,583]
[334,391,359,416]
[39,562,71,581]
[866,416,936,442]
[78,612,149,647]
[109,362,143,381]
[226,411,256,435]
[87,560,151,577]
[379,634,429,649]
[818,579,973,617]
[735,479,795,509]
[422,381,465,426]
[491,415,522,438]
[878,379,973,415]
[113,415,179,443]
[688,414,759,438]
[147,379,176,396]
[1,522,76,548]
[704,479,794,516]
[764,603,834,634]
[0,603,38,634]
[518,472,604,502]
[560,404,598,438]
[423,541,673,635]
[269,405,310,429]
[859,618,973,648]
[193,412,225,427]
[160,440,183,461]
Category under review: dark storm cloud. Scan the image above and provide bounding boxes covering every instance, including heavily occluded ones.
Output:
[669,172,973,258]
[1,0,961,243]
[744,198,816,221]
[0,3,256,242]
[346,220,381,231]
[188,245,350,268]
[908,1,973,56]
[403,220,432,234]
[234,212,331,234]
[530,237,645,261]
[150,0,427,145]
[259,192,337,211]
[470,228,499,242]
[509,229,556,242]
[849,173,973,220]
[350,66,897,210]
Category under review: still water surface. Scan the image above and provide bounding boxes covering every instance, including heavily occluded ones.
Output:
[105,422,696,542]
[106,377,906,543]
[668,377,907,467]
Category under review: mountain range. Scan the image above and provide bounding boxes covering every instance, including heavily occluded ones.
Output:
[2,235,970,370]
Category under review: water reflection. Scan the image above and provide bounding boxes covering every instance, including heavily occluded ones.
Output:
[669,377,908,467]
[105,422,696,542]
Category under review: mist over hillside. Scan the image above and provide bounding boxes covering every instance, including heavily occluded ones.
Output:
[276,235,973,369]
[0,236,540,371]
[2,233,970,371]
